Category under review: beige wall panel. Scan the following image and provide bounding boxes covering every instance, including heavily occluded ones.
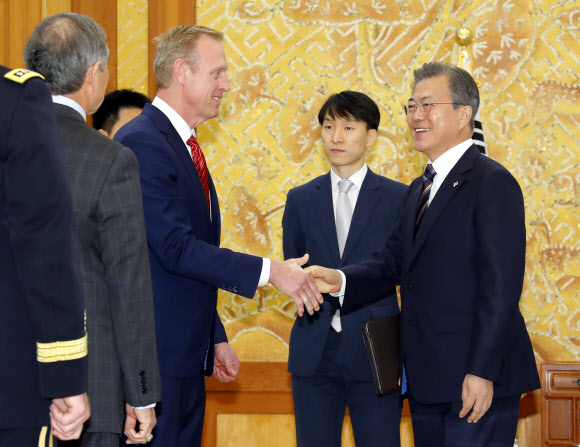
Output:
[0,0,41,68]
[147,0,196,96]
[44,0,72,16]
[216,414,414,447]
[0,1,7,65]
[72,0,117,91]
[117,0,148,93]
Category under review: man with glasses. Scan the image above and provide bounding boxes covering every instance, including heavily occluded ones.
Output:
[307,62,540,447]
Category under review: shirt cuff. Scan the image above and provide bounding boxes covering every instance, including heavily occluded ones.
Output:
[258,258,270,287]
[133,403,156,409]
[329,270,346,306]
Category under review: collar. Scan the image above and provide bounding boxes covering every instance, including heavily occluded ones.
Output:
[52,95,86,121]
[152,96,196,144]
[330,164,368,191]
[430,138,473,180]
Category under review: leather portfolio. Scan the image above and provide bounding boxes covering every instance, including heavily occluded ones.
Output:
[361,314,401,396]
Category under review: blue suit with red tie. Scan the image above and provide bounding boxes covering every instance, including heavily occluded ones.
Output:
[115,103,263,446]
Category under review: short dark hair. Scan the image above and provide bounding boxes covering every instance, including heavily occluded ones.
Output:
[317,91,380,130]
[412,62,479,130]
[92,89,151,133]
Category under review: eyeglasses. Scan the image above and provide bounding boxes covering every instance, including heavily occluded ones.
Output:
[403,102,465,116]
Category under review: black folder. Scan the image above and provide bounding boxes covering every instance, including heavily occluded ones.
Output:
[361,314,401,396]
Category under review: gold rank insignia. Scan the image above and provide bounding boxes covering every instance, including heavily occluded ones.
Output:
[4,68,45,83]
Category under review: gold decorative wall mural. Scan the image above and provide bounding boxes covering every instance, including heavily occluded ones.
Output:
[117,0,148,93]
[192,0,580,364]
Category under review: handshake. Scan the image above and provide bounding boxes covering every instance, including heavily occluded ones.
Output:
[269,254,343,316]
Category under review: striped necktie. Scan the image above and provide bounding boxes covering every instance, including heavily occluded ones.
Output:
[186,135,210,209]
[416,163,436,228]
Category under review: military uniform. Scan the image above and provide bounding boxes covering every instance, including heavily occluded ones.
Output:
[0,65,87,445]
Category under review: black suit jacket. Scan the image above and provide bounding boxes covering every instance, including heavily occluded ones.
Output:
[0,66,87,429]
[343,145,540,403]
[283,169,407,380]
[54,103,160,434]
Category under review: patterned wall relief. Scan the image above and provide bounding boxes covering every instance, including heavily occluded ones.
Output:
[117,0,148,93]
[194,0,580,362]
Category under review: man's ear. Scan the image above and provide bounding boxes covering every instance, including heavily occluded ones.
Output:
[173,59,189,86]
[97,128,109,137]
[461,105,472,125]
[366,128,378,147]
[85,61,100,91]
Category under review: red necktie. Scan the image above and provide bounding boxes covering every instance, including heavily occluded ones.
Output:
[186,135,210,209]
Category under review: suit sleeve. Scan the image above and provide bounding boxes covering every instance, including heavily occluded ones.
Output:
[339,181,409,313]
[282,189,305,261]
[118,130,262,298]
[2,77,87,398]
[467,167,526,382]
[97,146,161,406]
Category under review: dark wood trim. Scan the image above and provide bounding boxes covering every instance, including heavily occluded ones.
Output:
[147,0,196,97]
[72,0,117,92]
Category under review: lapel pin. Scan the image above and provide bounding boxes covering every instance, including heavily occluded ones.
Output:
[453,181,459,187]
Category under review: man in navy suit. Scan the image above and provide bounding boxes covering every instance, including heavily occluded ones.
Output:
[308,62,540,447]
[0,65,89,446]
[282,91,407,447]
[115,25,322,447]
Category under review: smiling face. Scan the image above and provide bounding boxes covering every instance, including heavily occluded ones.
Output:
[321,113,377,179]
[181,34,230,127]
[407,74,472,161]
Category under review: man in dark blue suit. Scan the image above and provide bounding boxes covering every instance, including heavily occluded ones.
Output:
[115,25,322,447]
[282,91,407,447]
[0,65,89,446]
[308,62,540,447]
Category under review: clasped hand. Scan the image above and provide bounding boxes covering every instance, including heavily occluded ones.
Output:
[269,254,325,316]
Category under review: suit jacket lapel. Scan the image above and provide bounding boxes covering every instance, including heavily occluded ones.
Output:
[341,170,380,263]
[143,105,213,225]
[400,177,422,271]
[411,145,480,260]
[314,174,341,263]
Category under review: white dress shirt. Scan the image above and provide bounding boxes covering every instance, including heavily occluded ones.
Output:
[152,97,270,286]
[428,139,473,204]
[329,164,368,332]
[52,95,87,121]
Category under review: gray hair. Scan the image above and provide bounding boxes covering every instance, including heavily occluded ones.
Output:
[24,13,109,95]
[412,62,479,130]
[153,25,223,89]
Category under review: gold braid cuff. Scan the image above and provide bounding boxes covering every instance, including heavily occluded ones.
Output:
[37,333,88,363]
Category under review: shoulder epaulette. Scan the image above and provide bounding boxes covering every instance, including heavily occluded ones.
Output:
[4,69,45,84]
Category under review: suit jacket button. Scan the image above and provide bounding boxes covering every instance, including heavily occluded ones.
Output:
[406,283,413,289]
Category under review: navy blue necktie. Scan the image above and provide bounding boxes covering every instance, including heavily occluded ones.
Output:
[416,164,436,228]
